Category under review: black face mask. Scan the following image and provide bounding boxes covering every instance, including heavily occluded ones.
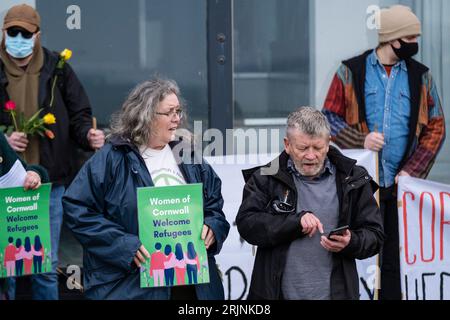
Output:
[391,39,419,60]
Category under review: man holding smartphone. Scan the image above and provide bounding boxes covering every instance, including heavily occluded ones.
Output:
[237,107,384,300]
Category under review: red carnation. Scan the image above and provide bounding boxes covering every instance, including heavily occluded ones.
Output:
[5,100,16,111]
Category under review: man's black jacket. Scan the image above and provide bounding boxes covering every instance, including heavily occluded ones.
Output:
[0,47,93,186]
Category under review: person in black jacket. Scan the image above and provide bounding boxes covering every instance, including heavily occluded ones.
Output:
[236,107,384,300]
[0,132,48,299]
[0,4,105,300]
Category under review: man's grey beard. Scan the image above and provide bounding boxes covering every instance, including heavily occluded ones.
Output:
[294,161,325,178]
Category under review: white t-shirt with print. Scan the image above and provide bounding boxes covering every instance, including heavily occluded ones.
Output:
[140,144,186,186]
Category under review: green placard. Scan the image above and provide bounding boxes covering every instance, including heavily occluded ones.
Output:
[137,183,210,288]
[0,184,52,278]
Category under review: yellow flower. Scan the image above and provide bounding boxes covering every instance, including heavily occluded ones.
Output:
[43,113,56,125]
[60,49,72,61]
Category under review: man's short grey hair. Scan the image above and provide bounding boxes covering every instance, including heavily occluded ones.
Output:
[286,106,331,138]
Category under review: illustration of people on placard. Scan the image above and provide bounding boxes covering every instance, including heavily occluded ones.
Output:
[23,237,34,275]
[4,237,16,277]
[15,238,24,276]
[6,236,45,276]
[163,244,175,286]
[149,242,165,287]
[32,236,45,274]
[174,243,186,285]
[185,242,200,285]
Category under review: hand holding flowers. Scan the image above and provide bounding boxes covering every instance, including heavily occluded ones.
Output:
[2,100,57,149]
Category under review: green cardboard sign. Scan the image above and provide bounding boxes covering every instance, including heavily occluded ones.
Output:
[137,183,210,288]
[0,184,52,278]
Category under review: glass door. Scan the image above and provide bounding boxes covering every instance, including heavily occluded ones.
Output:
[233,0,310,134]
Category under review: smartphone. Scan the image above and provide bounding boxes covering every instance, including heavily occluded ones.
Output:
[327,225,349,239]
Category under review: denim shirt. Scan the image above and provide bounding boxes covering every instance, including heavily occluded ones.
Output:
[365,50,411,187]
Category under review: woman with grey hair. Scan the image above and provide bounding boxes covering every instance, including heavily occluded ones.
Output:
[62,78,230,300]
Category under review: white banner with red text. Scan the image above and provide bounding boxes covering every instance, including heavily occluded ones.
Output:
[398,176,450,300]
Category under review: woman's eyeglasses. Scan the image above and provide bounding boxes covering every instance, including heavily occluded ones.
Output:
[6,27,35,39]
[155,108,184,119]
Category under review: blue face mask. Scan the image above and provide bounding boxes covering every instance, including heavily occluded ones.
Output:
[5,33,35,59]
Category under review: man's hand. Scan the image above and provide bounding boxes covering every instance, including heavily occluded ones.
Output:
[320,229,351,252]
[395,170,410,184]
[133,245,150,268]
[87,129,105,150]
[6,132,29,153]
[364,132,385,152]
[300,212,324,238]
[201,224,216,250]
[23,171,41,190]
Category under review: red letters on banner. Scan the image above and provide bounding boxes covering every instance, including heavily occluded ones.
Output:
[441,192,450,261]
[420,192,435,263]
[402,191,450,265]
[403,192,416,265]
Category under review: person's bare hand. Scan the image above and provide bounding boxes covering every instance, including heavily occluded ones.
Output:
[23,171,41,190]
[300,212,324,238]
[6,132,29,152]
[320,229,351,252]
[364,132,385,152]
[87,129,105,150]
[133,245,150,268]
[201,224,216,249]
[395,170,410,184]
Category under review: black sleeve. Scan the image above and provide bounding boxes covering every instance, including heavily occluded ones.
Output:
[0,133,49,183]
[25,164,49,183]
[62,63,93,151]
[236,171,305,249]
[340,182,385,260]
